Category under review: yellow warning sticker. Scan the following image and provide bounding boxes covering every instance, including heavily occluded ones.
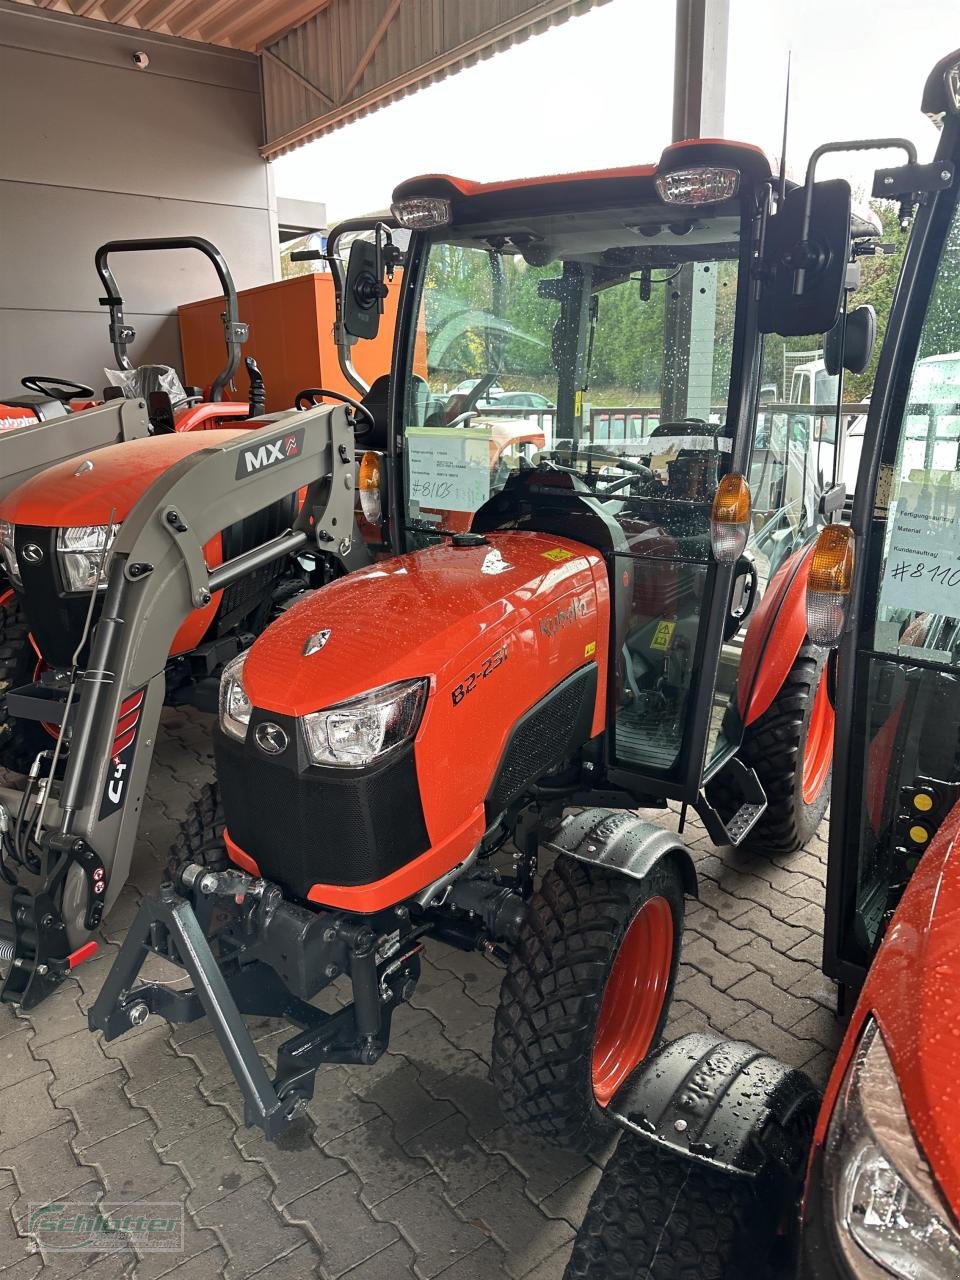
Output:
[542,547,574,563]
[650,621,676,652]
[584,641,597,658]
[574,391,582,418]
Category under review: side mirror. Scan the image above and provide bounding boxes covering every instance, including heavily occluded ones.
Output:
[824,304,876,376]
[760,179,852,338]
[343,238,387,341]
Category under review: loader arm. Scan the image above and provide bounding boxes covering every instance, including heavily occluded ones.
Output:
[1,404,356,1006]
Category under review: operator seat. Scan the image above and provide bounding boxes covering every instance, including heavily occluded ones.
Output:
[359,375,391,449]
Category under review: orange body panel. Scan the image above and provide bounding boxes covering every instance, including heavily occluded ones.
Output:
[736,544,813,725]
[0,431,246,657]
[174,401,252,431]
[178,272,403,415]
[233,531,610,908]
[811,796,960,1219]
[0,429,245,529]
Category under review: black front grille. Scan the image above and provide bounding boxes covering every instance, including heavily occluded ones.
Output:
[215,715,430,901]
[215,496,298,634]
[486,663,597,817]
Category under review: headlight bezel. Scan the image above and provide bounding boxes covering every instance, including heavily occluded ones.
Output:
[824,1017,960,1279]
[0,519,21,588]
[56,523,119,594]
[219,651,252,743]
[301,677,429,769]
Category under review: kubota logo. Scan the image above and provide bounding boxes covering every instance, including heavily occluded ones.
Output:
[235,428,305,479]
[539,596,589,640]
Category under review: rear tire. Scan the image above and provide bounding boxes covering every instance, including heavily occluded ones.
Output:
[564,1136,783,1280]
[169,781,229,877]
[491,855,683,1153]
[714,642,832,856]
[0,593,51,775]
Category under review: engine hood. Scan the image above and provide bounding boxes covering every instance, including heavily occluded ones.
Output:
[242,530,606,719]
[857,800,960,1214]
[0,429,245,528]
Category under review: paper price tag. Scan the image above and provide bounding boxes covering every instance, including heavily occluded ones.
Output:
[406,426,492,513]
[880,481,960,619]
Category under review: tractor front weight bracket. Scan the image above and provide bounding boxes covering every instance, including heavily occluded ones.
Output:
[88,885,422,1140]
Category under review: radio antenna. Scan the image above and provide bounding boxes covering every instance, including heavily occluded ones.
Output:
[778,51,792,206]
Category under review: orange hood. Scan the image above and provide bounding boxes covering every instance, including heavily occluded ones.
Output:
[0,429,245,528]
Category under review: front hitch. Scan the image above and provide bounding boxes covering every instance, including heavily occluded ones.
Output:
[87,870,422,1140]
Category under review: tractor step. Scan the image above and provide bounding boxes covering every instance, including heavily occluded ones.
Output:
[695,758,767,847]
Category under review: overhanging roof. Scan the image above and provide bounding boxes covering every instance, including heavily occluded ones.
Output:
[6,0,325,52]
[260,0,612,157]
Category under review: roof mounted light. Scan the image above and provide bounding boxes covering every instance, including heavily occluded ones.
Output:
[390,198,453,229]
[655,167,740,206]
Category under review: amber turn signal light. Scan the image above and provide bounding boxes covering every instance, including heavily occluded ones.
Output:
[358,451,383,523]
[710,474,751,563]
[806,524,855,647]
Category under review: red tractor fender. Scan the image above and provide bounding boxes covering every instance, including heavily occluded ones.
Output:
[737,542,815,726]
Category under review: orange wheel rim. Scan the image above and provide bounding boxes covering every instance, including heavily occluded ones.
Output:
[29,636,59,741]
[592,896,674,1107]
[801,671,834,805]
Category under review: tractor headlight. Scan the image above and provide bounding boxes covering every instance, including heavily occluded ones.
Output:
[823,1018,960,1279]
[0,520,21,588]
[301,678,428,768]
[56,524,119,593]
[219,651,252,743]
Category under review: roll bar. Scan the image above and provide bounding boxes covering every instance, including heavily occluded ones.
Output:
[94,236,249,401]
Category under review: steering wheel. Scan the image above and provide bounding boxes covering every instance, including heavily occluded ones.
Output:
[21,375,95,403]
[295,387,375,432]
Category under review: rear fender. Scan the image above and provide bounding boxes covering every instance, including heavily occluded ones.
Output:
[607,1031,820,1178]
[547,808,698,899]
[737,544,814,726]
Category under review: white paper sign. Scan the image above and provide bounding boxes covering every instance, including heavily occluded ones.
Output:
[880,480,960,619]
[406,426,492,513]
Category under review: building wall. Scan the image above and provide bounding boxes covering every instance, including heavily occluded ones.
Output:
[0,2,279,394]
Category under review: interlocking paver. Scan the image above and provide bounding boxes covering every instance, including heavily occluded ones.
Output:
[326,1113,430,1208]
[0,711,845,1279]
[458,1172,574,1280]
[0,1071,61,1152]
[194,1174,312,1280]
[36,1028,123,1099]
[286,1171,399,1278]
[373,1172,488,1278]
[406,1113,511,1208]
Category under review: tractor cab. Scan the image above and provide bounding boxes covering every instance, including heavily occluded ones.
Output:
[339,141,867,841]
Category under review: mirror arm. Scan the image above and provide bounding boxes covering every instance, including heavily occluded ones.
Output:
[793,138,919,296]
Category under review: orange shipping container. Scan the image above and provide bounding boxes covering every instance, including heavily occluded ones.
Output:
[178,271,401,413]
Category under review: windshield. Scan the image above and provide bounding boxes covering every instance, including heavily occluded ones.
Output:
[402,203,743,533]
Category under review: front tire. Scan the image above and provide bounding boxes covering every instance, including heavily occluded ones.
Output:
[0,593,51,775]
[564,1137,781,1280]
[170,781,228,876]
[491,855,683,1153]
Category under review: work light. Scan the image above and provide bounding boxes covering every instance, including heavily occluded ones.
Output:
[390,198,453,229]
[655,167,740,205]
[0,520,21,588]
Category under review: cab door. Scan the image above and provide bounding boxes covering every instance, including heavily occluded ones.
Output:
[824,117,960,995]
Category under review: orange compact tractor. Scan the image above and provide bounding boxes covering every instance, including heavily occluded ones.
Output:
[566,50,960,1280]
[72,137,885,1144]
[0,236,255,437]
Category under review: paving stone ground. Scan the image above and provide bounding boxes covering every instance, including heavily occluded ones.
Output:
[0,709,843,1279]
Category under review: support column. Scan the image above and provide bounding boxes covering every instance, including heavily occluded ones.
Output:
[668,0,730,421]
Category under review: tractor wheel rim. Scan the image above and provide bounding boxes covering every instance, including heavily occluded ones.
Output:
[801,671,834,805]
[29,636,59,741]
[592,896,674,1108]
